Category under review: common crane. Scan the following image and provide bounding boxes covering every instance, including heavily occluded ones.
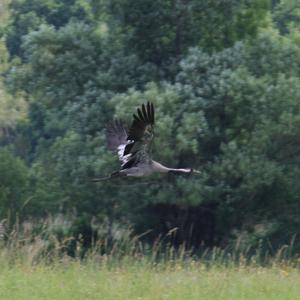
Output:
[94,102,200,181]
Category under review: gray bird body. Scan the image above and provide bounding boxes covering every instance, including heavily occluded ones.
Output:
[118,161,171,177]
[95,102,199,181]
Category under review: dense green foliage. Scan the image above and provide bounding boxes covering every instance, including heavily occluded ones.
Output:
[105,0,270,79]
[1,0,300,253]
[0,149,29,222]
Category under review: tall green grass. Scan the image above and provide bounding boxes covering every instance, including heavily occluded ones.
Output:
[0,219,299,300]
[0,258,299,300]
[1,217,299,268]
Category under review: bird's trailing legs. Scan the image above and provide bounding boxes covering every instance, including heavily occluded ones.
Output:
[91,171,126,182]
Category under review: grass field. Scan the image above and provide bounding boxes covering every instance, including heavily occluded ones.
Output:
[0,223,299,300]
[0,257,299,300]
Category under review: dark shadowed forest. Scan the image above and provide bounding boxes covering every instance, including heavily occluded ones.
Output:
[1,0,300,255]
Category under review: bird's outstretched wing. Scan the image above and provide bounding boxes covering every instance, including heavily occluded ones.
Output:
[127,101,155,143]
[106,120,131,166]
[121,101,155,169]
[105,102,155,170]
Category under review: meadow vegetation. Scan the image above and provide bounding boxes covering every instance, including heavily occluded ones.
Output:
[1,3,300,293]
[0,221,299,300]
[0,259,299,300]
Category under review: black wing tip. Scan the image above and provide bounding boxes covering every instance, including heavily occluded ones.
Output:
[147,101,155,124]
[127,101,155,140]
[134,101,155,125]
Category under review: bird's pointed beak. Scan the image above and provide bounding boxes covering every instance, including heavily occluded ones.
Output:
[190,168,201,175]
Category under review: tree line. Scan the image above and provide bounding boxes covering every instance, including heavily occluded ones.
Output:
[1,0,300,253]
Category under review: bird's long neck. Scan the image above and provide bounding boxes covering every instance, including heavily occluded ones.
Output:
[167,168,192,175]
[152,161,192,174]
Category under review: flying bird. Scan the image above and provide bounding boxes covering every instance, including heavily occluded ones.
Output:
[93,102,200,181]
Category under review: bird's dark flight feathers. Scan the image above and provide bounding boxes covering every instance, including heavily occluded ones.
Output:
[105,102,155,169]
[127,101,154,141]
[94,101,201,180]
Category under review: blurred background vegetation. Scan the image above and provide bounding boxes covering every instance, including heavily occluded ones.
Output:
[1,0,300,255]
